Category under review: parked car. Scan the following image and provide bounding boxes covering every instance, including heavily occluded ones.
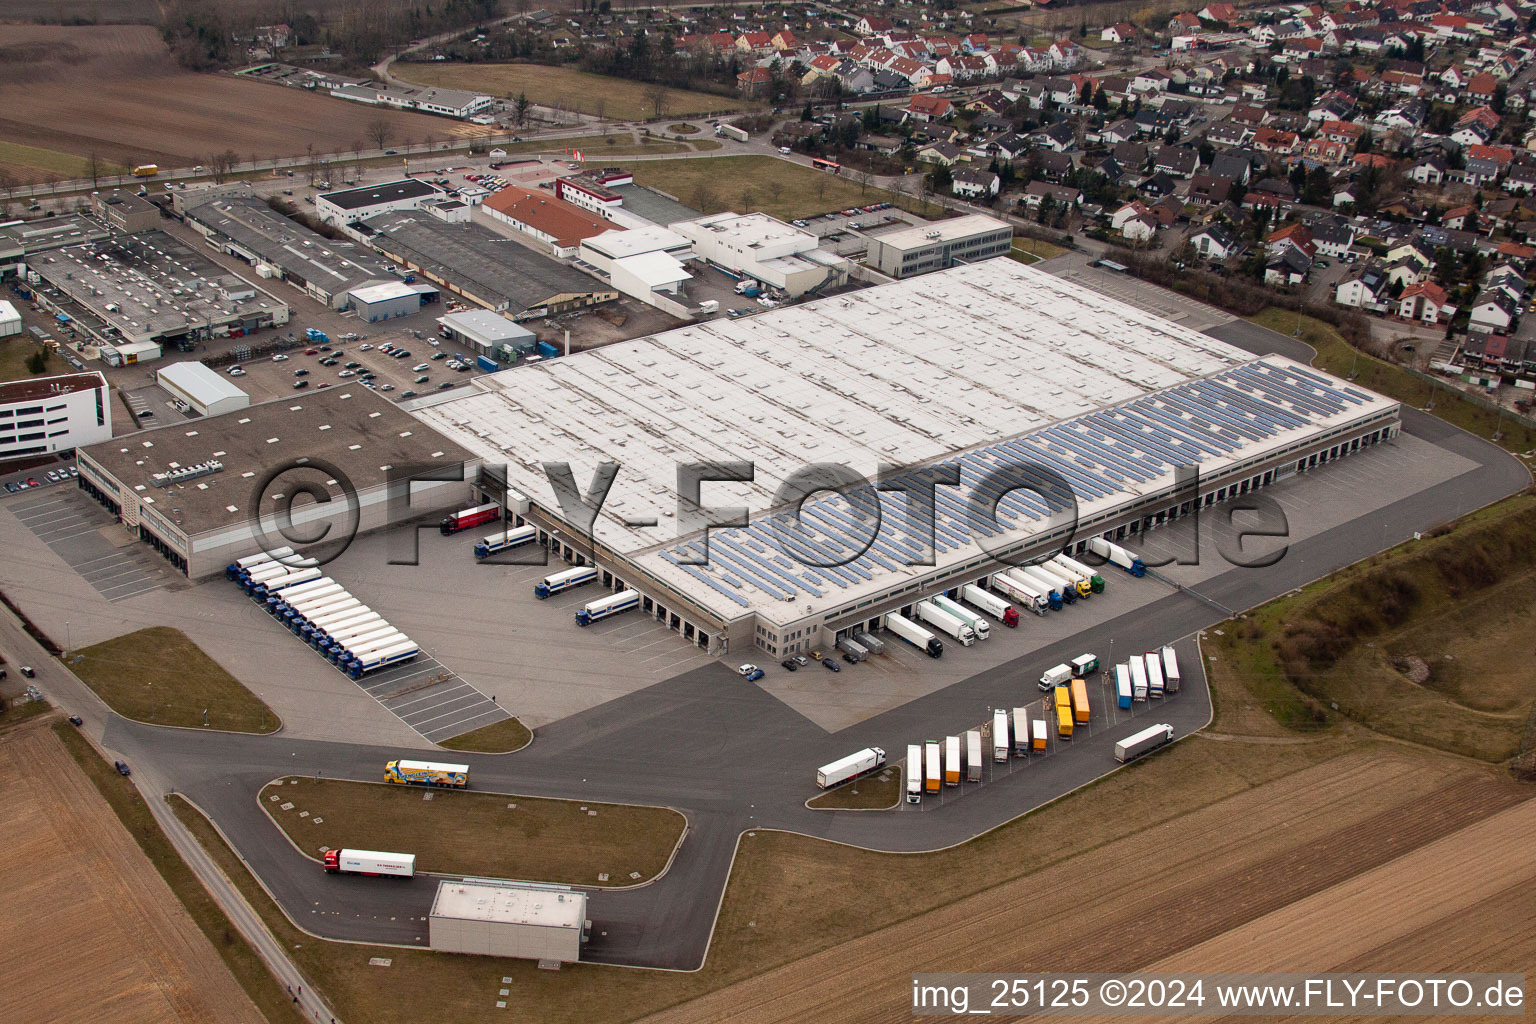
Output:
[437,381,454,389]
[359,343,373,351]
[293,380,309,389]
[19,666,35,678]
[305,348,318,355]
[228,366,245,376]
[338,370,355,378]
[737,663,764,682]
[4,482,17,493]
[400,390,417,398]
[344,361,361,369]
[68,466,77,477]
[272,353,289,362]
[414,375,429,383]
[379,384,395,392]
[68,715,83,726]
[27,478,39,487]
[293,368,309,376]
[412,362,430,372]
[822,658,841,672]
[114,760,131,776]
[339,332,359,341]
[780,658,799,671]
[432,351,447,360]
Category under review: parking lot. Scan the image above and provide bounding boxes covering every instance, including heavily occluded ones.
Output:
[8,486,174,603]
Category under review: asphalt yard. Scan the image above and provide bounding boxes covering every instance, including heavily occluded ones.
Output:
[9,486,172,602]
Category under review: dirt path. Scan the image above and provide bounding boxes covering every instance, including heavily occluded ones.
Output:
[637,751,1530,1024]
[0,720,266,1024]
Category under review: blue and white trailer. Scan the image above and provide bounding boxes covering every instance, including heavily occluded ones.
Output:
[302,601,365,632]
[1022,564,1077,605]
[575,589,639,626]
[474,525,537,559]
[241,563,293,591]
[332,631,406,663]
[534,566,598,599]
[252,567,322,598]
[347,643,420,678]
[226,546,299,579]
[265,576,336,608]
[312,614,383,646]
[1088,536,1146,577]
[1115,663,1133,710]
[1007,568,1063,611]
[288,591,356,621]
[278,585,345,618]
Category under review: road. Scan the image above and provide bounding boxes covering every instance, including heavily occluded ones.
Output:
[14,310,1527,978]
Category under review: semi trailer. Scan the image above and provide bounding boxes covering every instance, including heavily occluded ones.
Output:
[1054,685,1074,738]
[1019,566,1072,605]
[924,740,942,794]
[346,644,420,678]
[1145,652,1165,698]
[1115,663,1133,709]
[959,584,1019,627]
[883,612,943,657]
[1087,537,1146,577]
[385,760,468,788]
[992,710,1010,761]
[906,744,923,804]
[1130,655,1149,701]
[836,637,869,663]
[966,730,983,782]
[1036,560,1091,599]
[1115,723,1174,763]
[1031,718,1048,752]
[1161,645,1181,692]
[1053,553,1106,593]
[816,746,886,789]
[914,601,976,646]
[322,848,415,877]
[576,589,640,626]
[1070,678,1091,724]
[534,566,598,598]
[944,735,961,785]
[474,525,537,558]
[988,571,1049,615]
[440,502,501,535]
[1012,707,1031,755]
[852,630,886,655]
[931,595,990,640]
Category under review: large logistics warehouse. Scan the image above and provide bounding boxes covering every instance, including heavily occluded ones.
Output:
[415,260,1402,656]
[76,384,476,577]
[429,881,588,962]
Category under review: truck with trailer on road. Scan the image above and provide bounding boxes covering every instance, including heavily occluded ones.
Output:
[385,760,468,788]
[816,747,886,789]
[534,566,598,599]
[323,848,415,878]
[1115,724,1174,763]
[883,612,943,657]
[575,589,640,626]
[440,502,501,535]
[960,584,1019,627]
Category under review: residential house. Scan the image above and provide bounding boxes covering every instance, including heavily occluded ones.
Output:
[1469,290,1519,331]
[1408,156,1447,185]
[1458,144,1515,186]
[1031,122,1077,153]
[1266,247,1312,286]
[1311,219,1356,258]
[1099,119,1140,145]
[1140,172,1179,198]
[1397,281,1453,322]
[736,66,773,96]
[1101,23,1137,43]
[1021,180,1083,209]
[1335,262,1391,310]
[918,142,965,166]
[1206,120,1255,148]
[1189,173,1234,205]
[905,94,954,122]
[951,167,1001,199]
[855,16,893,35]
[1154,145,1200,178]
[1032,150,1076,181]
[1210,152,1253,185]
[1190,222,1242,261]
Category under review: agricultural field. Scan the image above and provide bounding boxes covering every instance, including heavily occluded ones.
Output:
[395,62,755,121]
[617,156,897,222]
[0,26,495,184]
[0,715,266,1024]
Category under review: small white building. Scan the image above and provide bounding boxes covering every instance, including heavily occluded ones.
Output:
[0,371,113,464]
[348,280,435,322]
[671,212,850,296]
[316,179,445,227]
[0,299,20,337]
[429,881,587,962]
[436,309,536,360]
[157,361,250,418]
[579,227,694,307]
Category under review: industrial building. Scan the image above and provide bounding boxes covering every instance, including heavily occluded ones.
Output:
[0,214,110,277]
[361,211,615,316]
[156,361,251,418]
[429,881,587,962]
[316,179,445,227]
[347,280,438,322]
[0,371,112,464]
[88,190,161,234]
[0,299,19,337]
[578,227,694,310]
[552,169,699,227]
[185,193,402,309]
[481,186,613,257]
[414,259,1402,656]
[436,309,536,361]
[28,231,289,349]
[671,212,851,296]
[329,82,493,119]
[863,213,1014,278]
[76,384,475,578]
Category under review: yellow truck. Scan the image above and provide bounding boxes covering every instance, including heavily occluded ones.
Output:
[384,759,468,788]
[132,163,159,177]
[1070,677,1091,725]
[1054,686,1074,739]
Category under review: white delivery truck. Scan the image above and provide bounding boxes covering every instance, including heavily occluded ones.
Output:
[991,571,1049,615]
[1012,707,1031,756]
[931,595,990,640]
[1161,645,1181,692]
[925,740,942,794]
[944,735,961,786]
[966,730,983,781]
[1039,662,1073,692]
[992,709,1010,761]
[884,612,943,657]
[961,584,1020,627]
[1130,655,1149,701]
[323,848,415,877]
[1145,651,1165,698]
[816,746,886,789]
[914,600,976,646]
[905,744,923,804]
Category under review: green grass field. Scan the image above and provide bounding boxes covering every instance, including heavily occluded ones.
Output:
[807,768,901,809]
[0,337,56,385]
[437,716,531,753]
[260,777,684,884]
[1247,309,1536,454]
[394,62,754,121]
[70,627,280,733]
[0,141,129,184]
[619,155,900,221]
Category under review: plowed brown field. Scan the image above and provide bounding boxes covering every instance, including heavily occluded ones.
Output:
[640,750,1532,1024]
[0,718,265,1024]
[0,25,491,181]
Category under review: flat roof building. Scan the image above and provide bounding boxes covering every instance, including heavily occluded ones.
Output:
[0,299,19,337]
[414,259,1402,656]
[0,214,110,274]
[329,82,493,119]
[76,384,475,578]
[863,213,1014,278]
[348,279,438,322]
[579,227,694,310]
[156,360,251,418]
[316,179,445,226]
[185,193,400,309]
[671,211,851,296]
[361,211,614,315]
[429,881,587,962]
[29,231,289,347]
[481,186,613,257]
[0,371,112,465]
[89,190,162,234]
[436,309,536,360]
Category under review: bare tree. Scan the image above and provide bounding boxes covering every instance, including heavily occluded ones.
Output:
[86,152,102,188]
[853,168,872,196]
[691,182,716,212]
[816,174,828,202]
[0,173,17,219]
[367,117,392,151]
[739,185,754,211]
[210,148,239,183]
[644,82,670,120]
[766,180,785,207]
[594,96,608,126]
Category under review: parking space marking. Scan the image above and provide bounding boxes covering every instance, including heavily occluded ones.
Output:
[10,488,173,602]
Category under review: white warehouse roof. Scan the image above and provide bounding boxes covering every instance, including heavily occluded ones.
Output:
[870,212,1013,249]
[414,260,1398,626]
[583,225,691,260]
[0,299,19,326]
[157,360,248,406]
[615,250,691,288]
[349,280,421,305]
[430,881,586,929]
